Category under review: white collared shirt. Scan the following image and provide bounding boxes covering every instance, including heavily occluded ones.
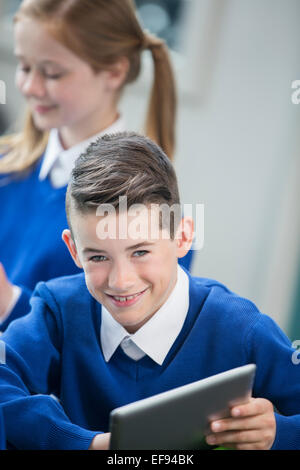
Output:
[100,265,190,366]
[39,115,126,188]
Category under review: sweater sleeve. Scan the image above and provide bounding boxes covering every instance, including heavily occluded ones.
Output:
[245,314,300,450]
[0,288,99,450]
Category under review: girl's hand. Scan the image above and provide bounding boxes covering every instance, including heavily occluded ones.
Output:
[0,263,15,319]
[206,397,276,450]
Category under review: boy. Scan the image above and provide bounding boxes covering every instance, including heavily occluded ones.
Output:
[0,132,299,450]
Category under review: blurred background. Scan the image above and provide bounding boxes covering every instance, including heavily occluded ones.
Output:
[0,0,299,338]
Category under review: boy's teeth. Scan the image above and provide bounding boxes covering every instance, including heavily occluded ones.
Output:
[113,293,139,302]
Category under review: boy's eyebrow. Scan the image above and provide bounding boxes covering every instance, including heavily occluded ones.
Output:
[82,242,155,255]
[82,248,105,255]
[125,242,156,251]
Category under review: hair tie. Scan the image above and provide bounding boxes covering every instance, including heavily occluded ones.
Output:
[142,30,164,50]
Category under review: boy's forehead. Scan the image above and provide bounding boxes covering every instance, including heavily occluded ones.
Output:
[73,205,171,244]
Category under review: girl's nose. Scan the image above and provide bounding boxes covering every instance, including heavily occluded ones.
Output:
[21,69,46,98]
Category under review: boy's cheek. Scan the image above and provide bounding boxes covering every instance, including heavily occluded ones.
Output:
[84,278,102,302]
[84,272,105,295]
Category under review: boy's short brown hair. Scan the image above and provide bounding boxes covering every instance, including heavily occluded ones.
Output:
[66,132,181,238]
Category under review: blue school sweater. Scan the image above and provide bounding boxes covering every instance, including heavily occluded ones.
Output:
[0,157,193,331]
[0,271,300,450]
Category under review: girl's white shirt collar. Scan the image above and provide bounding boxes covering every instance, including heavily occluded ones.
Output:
[39,115,126,188]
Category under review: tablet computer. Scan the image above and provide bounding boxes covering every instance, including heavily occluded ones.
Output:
[109,363,256,450]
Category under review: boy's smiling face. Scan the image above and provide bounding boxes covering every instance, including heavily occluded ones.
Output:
[63,206,193,333]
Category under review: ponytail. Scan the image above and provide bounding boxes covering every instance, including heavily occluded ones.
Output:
[143,33,177,161]
[0,110,48,174]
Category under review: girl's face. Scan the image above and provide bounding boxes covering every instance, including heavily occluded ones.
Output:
[14,17,122,146]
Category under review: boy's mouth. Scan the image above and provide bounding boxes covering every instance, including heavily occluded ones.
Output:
[106,287,149,307]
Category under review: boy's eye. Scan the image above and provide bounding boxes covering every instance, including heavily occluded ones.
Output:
[133,250,148,258]
[89,255,107,263]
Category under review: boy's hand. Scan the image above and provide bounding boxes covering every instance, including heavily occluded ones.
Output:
[89,432,111,450]
[0,263,15,319]
[206,398,276,450]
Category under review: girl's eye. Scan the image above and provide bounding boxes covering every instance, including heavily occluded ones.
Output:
[18,65,30,73]
[90,255,107,263]
[133,250,148,258]
[43,72,64,80]
[16,64,63,80]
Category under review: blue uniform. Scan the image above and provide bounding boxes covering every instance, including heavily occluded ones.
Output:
[0,271,299,449]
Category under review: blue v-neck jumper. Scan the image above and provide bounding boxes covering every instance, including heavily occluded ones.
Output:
[0,271,299,450]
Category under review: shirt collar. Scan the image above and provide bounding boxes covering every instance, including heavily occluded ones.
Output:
[38,115,126,186]
[100,265,190,365]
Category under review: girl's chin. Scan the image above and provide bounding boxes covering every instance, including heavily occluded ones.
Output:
[32,111,60,130]
[32,117,55,130]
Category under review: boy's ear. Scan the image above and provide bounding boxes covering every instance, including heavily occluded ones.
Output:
[62,229,83,269]
[175,217,194,259]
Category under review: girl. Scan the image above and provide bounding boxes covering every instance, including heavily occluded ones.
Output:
[0,0,192,330]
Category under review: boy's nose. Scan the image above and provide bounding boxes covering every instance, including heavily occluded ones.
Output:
[108,263,136,292]
[22,70,46,98]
